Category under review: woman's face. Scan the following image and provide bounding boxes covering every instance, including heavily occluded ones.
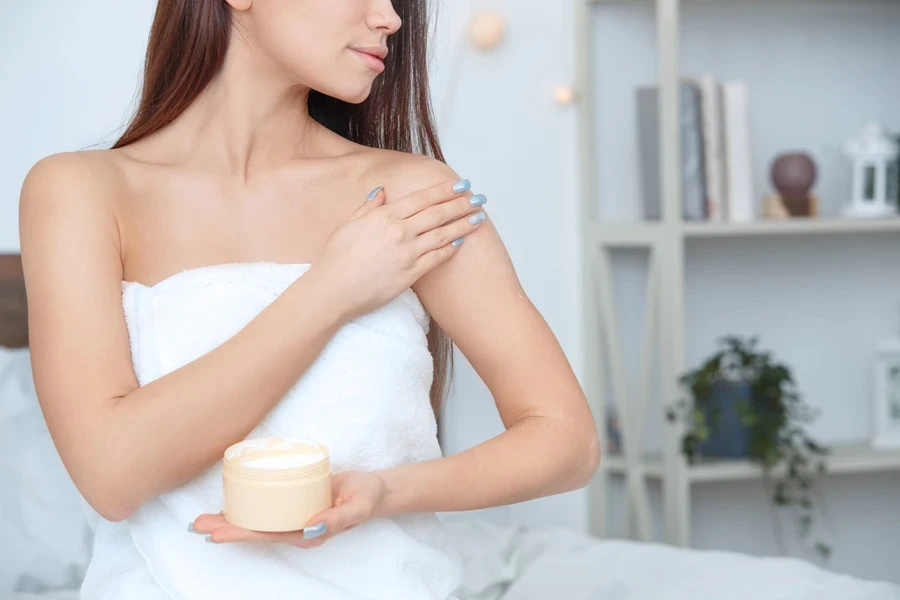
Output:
[233,0,402,103]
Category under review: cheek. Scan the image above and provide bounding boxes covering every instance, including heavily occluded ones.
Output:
[252,3,336,72]
[248,2,373,101]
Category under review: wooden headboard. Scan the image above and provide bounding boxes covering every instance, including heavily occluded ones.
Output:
[0,254,28,348]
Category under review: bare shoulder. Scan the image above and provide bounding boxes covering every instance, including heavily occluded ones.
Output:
[20,149,125,215]
[19,150,126,262]
[363,149,461,201]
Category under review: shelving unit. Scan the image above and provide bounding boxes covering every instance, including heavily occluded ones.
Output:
[575,0,900,547]
[593,217,900,247]
[603,444,900,483]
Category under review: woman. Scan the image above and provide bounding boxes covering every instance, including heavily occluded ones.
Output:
[18,0,600,598]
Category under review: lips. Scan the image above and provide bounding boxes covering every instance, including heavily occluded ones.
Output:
[351,47,387,73]
[353,46,388,60]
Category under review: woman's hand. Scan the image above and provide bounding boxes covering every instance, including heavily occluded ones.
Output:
[190,471,387,549]
[308,178,487,322]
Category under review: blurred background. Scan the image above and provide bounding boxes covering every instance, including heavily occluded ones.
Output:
[2,0,900,595]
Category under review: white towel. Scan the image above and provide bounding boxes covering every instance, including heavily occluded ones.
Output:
[79,262,464,600]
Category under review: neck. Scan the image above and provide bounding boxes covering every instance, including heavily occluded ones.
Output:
[169,32,322,180]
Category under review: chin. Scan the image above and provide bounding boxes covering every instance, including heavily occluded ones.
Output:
[334,82,377,105]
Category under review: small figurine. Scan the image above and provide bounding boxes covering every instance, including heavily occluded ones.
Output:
[766,152,818,218]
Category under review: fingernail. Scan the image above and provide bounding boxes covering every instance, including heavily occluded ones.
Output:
[451,237,464,247]
[469,211,485,225]
[453,179,471,194]
[469,194,486,207]
[204,535,218,544]
[303,522,327,539]
[366,186,383,201]
[188,523,204,534]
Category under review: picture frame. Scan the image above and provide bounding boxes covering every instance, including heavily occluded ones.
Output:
[873,344,900,449]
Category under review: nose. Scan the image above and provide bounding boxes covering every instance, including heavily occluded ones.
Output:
[368,0,402,35]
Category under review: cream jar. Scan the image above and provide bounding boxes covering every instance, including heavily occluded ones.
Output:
[222,437,332,532]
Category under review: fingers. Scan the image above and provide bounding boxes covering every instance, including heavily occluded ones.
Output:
[412,208,487,260]
[304,496,368,538]
[190,512,227,533]
[188,471,371,550]
[390,178,472,220]
[408,238,463,283]
[191,513,280,543]
[191,513,322,547]
[207,524,284,544]
[347,185,387,222]
[405,192,486,237]
[407,207,489,280]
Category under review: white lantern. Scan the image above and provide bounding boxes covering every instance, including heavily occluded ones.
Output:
[843,121,899,218]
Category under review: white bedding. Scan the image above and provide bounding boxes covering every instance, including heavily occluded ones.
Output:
[10,593,80,600]
[12,517,899,600]
[439,515,900,600]
[4,346,899,600]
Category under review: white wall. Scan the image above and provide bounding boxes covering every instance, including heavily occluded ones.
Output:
[0,1,157,250]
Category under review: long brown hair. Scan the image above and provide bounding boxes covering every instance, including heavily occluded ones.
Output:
[113,0,454,433]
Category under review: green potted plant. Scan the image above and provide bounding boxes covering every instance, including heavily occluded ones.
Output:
[666,335,832,560]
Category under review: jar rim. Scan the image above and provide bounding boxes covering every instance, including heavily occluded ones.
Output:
[223,437,330,480]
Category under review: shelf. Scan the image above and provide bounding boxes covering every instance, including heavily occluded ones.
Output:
[590,223,664,247]
[591,218,900,246]
[587,0,878,4]
[603,454,664,478]
[579,0,900,547]
[682,218,900,238]
[602,443,900,483]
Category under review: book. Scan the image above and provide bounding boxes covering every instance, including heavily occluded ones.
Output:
[697,74,726,221]
[636,80,708,221]
[721,81,754,222]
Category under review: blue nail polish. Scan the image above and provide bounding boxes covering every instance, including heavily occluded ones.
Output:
[366,186,383,201]
[303,522,327,539]
[204,535,217,543]
[453,179,471,194]
[188,523,203,534]
[468,212,485,225]
[469,194,486,207]
[451,237,464,247]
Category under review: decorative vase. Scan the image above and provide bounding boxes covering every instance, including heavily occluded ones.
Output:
[770,152,817,217]
[699,381,754,459]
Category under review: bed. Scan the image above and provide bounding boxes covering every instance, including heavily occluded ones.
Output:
[2,253,898,600]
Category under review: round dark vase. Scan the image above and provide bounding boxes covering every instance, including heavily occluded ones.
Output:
[770,152,817,217]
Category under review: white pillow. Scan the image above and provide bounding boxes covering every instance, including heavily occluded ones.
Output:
[0,346,91,594]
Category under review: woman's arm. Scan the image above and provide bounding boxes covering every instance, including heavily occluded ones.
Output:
[189,155,599,546]
[20,152,348,522]
[376,157,601,517]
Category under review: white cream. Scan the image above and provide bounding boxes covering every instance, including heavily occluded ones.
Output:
[225,437,326,470]
[243,453,323,469]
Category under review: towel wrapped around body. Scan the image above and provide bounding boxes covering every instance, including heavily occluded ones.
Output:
[78,262,464,600]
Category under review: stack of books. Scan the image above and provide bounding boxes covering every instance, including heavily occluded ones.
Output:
[636,75,753,223]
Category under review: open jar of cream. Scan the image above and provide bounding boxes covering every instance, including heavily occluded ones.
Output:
[222,437,332,532]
